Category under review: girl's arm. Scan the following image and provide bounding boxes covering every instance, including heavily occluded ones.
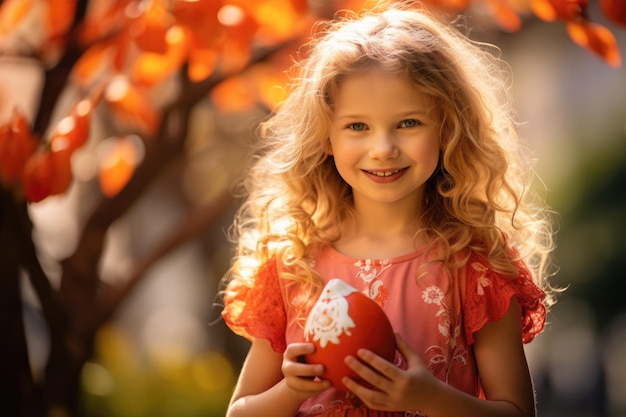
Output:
[343,298,536,417]
[473,298,536,416]
[226,339,331,417]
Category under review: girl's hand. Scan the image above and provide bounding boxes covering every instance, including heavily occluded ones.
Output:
[281,342,331,403]
[342,333,437,412]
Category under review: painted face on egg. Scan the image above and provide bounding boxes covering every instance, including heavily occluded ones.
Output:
[304,280,357,348]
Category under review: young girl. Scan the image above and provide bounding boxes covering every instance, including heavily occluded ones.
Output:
[221,2,557,416]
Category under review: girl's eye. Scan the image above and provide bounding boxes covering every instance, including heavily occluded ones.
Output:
[347,122,367,131]
[399,119,420,128]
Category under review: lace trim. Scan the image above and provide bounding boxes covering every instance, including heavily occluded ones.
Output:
[464,252,546,345]
[222,257,287,352]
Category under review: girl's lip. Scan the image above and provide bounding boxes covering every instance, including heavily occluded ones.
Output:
[362,167,408,182]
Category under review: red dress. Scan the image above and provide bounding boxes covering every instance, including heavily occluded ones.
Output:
[222,245,546,416]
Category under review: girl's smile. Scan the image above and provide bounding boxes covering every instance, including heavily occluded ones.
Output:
[362,167,408,182]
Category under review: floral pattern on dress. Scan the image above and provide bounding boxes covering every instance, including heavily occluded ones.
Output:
[471,261,491,295]
[353,258,391,306]
[421,285,468,383]
[302,392,362,416]
[302,390,427,417]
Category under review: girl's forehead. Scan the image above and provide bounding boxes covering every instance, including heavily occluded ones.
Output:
[331,70,435,115]
[331,68,430,99]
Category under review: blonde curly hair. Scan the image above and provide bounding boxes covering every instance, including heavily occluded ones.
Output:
[223,2,557,311]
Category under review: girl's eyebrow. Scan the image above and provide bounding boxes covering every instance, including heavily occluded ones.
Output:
[333,113,367,121]
[334,110,430,121]
[397,110,430,118]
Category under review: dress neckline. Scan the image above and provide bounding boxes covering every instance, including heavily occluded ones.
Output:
[323,243,428,265]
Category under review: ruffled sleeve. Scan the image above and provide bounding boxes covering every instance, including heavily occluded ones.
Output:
[221,257,287,353]
[464,252,546,345]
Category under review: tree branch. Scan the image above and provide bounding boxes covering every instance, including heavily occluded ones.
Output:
[94,190,234,328]
[59,39,294,322]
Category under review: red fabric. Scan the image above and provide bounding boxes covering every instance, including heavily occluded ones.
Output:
[463,251,546,345]
[222,258,287,352]
[222,249,548,355]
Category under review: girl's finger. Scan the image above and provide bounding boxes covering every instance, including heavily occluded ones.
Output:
[394,333,421,367]
[345,353,396,394]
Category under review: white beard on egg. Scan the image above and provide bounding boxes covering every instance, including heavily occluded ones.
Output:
[304,279,357,348]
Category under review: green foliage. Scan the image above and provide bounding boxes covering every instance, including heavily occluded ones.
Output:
[552,135,626,328]
[80,325,233,417]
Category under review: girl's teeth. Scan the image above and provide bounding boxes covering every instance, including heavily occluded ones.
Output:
[370,169,400,177]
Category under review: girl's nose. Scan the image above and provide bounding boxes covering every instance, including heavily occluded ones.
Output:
[368,132,398,159]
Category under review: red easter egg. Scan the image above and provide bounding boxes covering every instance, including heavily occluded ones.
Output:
[303,279,396,392]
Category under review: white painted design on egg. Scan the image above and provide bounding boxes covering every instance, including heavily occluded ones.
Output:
[304,279,358,348]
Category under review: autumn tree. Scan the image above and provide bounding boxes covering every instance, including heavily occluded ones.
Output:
[0,0,624,416]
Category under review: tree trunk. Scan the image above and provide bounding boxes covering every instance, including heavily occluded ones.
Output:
[0,190,44,417]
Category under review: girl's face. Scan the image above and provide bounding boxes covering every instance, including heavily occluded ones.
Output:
[328,69,440,212]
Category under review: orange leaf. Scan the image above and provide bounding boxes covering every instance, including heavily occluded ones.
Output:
[487,0,522,31]
[219,39,252,74]
[77,0,129,46]
[210,75,256,113]
[49,97,94,153]
[530,0,559,21]
[172,0,222,31]
[0,108,37,184]
[219,7,258,73]
[188,46,219,82]
[248,63,288,109]
[131,0,172,54]
[234,0,304,42]
[288,0,309,14]
[99,155,133,197]
[567,21,622,67]
[48,148,72,195]
[98,137,140,197]
[113,28,132,72]
[72,42,112,87]
[105,76,161,135]
[23,147,72,202]
[131,25,189,86]
[46,0,76,39]
[532,0,587,21]
[0,0,34,36]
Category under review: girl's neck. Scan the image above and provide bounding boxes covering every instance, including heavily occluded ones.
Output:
[334,199,427,260]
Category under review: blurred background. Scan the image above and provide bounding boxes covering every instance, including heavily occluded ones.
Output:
[1,1,625,416]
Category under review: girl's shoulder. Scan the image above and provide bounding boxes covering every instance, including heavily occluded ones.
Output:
[222,255,288,352]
